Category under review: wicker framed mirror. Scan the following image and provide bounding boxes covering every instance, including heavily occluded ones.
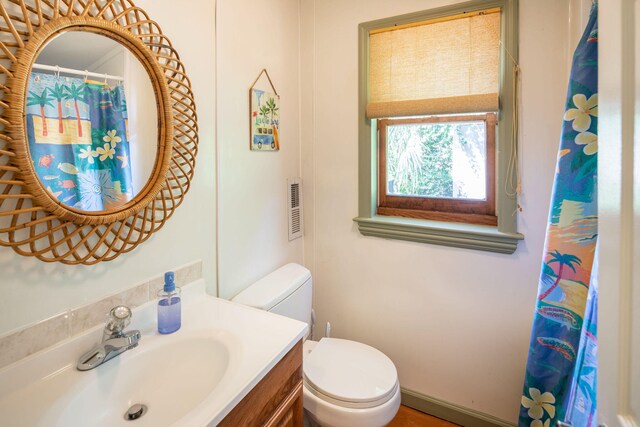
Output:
[0,0,198,264]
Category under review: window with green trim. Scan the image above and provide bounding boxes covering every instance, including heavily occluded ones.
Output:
[355,0,523,254]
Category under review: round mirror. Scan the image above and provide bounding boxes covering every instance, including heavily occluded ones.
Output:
[0,2,197,264]
[26,31,158,213]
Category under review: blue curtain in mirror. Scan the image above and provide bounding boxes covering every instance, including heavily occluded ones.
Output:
[26,72,134,211]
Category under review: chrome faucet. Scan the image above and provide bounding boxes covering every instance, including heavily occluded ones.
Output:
[77,305,141,371]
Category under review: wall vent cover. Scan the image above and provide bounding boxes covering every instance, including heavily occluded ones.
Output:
[288,178,303,241]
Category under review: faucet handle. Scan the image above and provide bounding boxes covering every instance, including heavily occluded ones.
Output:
[104,305,132,335]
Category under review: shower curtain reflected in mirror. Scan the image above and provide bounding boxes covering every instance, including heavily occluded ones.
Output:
[26,72,134,211]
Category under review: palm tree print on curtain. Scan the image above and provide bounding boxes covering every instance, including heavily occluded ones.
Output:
[26,72,134,211]
[26,88,54,137]
[49,82,66,134]
[64,82,87,138]
[520,4,598,427]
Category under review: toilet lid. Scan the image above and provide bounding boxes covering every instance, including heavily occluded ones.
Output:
[303,338,398,408]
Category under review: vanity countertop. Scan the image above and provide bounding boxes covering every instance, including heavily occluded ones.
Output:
[0,279,308,427]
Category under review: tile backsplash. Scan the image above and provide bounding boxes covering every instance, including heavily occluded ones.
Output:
[0,260,202,370]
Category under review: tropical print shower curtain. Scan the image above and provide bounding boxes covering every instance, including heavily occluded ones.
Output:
[564,245,598,426]
[520,4,598,427]
[26,72,133,211]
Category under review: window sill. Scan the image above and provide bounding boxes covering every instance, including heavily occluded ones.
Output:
[353,215,523,254]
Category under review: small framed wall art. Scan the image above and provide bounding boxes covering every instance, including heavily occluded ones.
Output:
[249,69,280,151]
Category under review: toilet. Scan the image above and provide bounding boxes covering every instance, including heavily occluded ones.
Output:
[232,263,401,427]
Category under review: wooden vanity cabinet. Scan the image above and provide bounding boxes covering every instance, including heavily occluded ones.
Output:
[219,340,303,427]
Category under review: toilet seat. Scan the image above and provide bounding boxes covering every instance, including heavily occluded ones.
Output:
[303,338,399,409]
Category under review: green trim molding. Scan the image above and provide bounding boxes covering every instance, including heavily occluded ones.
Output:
[354,216,522,254]
[356,0,523,254]
[401,388,517,427]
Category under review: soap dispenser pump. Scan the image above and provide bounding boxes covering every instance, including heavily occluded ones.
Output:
[157,271,181,334]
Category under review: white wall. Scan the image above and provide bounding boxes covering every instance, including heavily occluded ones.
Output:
[216,0,303,299]
[123,51,158,194]
[300,0,572,422]
[0,0,216,336]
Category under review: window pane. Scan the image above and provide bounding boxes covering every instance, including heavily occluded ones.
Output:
[386,120,487,200]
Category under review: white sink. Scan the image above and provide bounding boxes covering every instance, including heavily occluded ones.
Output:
[0,280,307,426]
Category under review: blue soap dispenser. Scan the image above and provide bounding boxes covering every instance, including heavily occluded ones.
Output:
[157,271,181,334]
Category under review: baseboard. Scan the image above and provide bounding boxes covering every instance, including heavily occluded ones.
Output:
[400,388,517,427]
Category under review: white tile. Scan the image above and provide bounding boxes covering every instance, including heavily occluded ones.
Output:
[176,260,203,286]
[0,312,70,369]
[69,283,149,336]
[150,260,203,296]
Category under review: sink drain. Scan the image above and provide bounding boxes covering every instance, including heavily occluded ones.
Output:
[124,404,148,421]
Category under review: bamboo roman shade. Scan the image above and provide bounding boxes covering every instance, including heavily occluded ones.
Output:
[367,9,501,119]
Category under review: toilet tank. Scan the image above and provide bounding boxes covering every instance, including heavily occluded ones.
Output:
[231,263,312,327]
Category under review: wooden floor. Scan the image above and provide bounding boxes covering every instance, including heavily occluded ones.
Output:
[388,405,459,427]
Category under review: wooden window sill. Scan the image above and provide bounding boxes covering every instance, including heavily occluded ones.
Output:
[353,215,523,254]
[376,206,498,226]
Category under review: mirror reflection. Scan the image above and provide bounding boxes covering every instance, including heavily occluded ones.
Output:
[26,31,158,212]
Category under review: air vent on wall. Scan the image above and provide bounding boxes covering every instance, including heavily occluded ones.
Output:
[288,178,303,241]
